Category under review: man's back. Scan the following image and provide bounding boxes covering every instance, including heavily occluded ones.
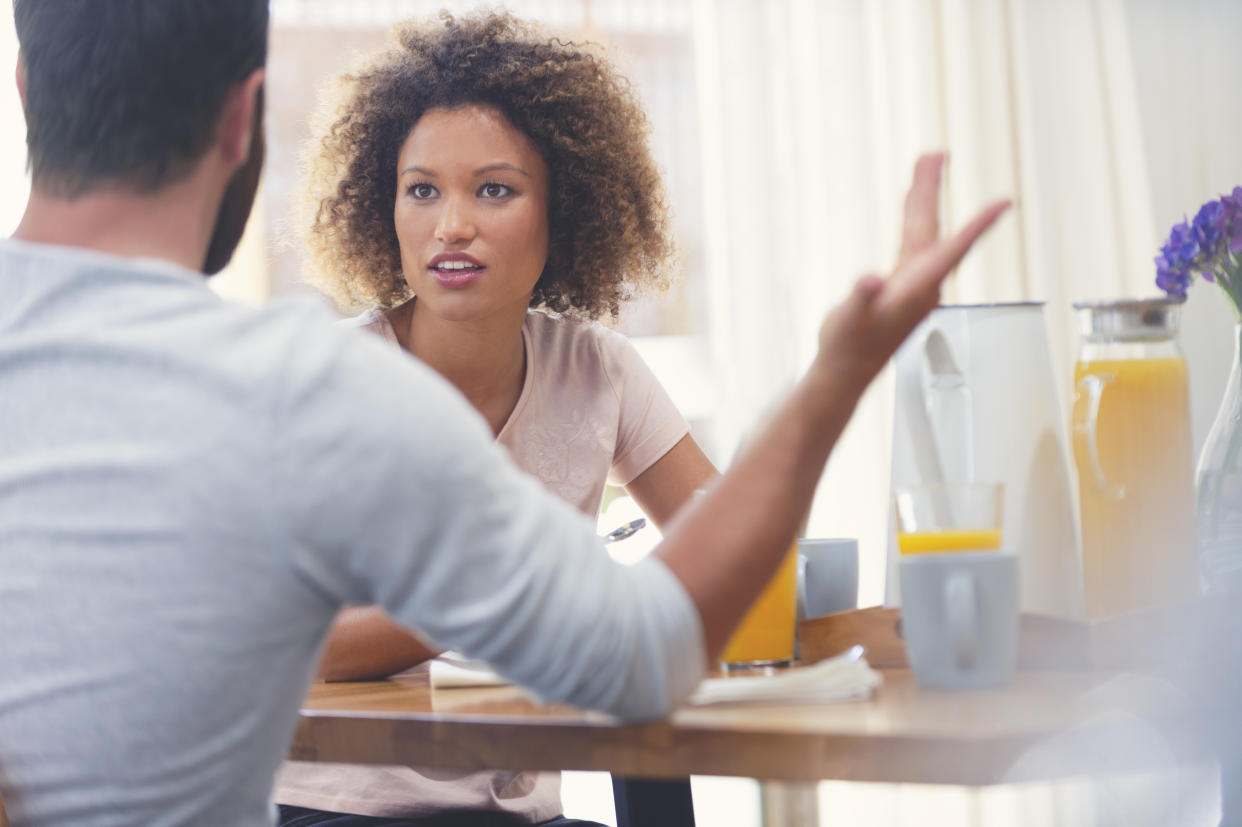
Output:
[0,240,348,824]
[0,239,706,825]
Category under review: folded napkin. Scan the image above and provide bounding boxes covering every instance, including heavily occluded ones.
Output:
[688,646,882,706]
[430,652,510,689]
[431,647,882,707]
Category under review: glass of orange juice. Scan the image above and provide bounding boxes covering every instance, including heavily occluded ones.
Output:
[894,482,1004,555]
[720,540,798,672]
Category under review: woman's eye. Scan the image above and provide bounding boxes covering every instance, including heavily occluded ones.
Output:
[480,182,511,199]
[409,183,436,199]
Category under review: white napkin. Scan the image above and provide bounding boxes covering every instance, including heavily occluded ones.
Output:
[429,652,510,689]
[688,646,882,706]
[429,647,883,706]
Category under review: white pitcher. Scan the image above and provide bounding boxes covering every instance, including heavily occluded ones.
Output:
[885,303,1084,620]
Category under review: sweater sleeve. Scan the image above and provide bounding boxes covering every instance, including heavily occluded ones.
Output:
[595,326,692,486]
[271,322,706,719]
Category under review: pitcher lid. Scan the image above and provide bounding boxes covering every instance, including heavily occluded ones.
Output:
[934,301,1044,310]
[1072,295,1185,342]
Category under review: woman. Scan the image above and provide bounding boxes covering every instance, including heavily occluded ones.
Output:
[276,11,717,826]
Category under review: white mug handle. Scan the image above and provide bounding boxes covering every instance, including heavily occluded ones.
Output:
[945,571,977,669]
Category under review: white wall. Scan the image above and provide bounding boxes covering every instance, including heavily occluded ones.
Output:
[0,10,29,235]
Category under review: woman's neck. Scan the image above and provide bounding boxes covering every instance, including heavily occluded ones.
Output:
[393,299,528,436]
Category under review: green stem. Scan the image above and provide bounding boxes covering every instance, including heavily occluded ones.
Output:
[1202,325,1242,542]
[1217,258,1242,322]
[1220,326,1242,475]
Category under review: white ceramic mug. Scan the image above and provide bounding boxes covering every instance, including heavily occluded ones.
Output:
[899,551,1019,688]
[796,538,859,623]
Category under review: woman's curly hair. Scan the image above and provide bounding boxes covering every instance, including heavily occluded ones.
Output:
[303,11,676,319]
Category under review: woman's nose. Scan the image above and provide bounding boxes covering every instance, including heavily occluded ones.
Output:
[435,196,477,244]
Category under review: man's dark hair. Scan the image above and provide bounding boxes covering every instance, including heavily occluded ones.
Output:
[14,0,268,197]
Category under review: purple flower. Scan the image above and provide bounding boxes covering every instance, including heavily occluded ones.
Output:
[1190,204,1225,279]
[1156,256,1191,295]
[1162,220,1200,267]
[1222,188,1242,254]
[1156,187,1242,319]
[1197,201,1226,232]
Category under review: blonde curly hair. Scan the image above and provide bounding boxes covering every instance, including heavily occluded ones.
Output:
[302,11,676,319]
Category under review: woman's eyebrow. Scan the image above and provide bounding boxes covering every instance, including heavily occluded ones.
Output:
[400,163,530,178]
[473,162,530,178]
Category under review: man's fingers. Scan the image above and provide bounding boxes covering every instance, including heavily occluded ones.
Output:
[932,198,1011,276]
[884,198,1011,312]
[829,273,885,331]
[851,273,885,306]
[896,152,945,267]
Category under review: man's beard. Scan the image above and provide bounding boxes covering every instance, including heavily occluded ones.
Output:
[203,86,266,276]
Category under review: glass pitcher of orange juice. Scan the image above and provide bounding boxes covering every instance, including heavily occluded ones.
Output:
[1071,297,1199,619]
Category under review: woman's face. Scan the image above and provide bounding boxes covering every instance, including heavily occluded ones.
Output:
[393,104,550,323]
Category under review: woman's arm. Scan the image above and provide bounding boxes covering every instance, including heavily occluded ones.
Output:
[624,434,718,528]
[316,606,439,682]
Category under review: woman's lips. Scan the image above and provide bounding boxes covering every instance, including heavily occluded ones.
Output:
[429,266,485,289]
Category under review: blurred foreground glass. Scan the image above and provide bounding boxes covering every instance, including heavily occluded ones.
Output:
[1070,297,1199,619]
[720,540,798,671]
[894,482,1004,555]
[1198,322,1242,593]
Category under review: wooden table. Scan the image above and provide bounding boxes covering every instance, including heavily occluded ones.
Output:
[290,665,1211,827]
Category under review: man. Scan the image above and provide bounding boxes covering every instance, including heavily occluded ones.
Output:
[0,1,1007,825]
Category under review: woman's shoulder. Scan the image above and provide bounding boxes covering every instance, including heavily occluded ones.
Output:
[524,309,627,357]
[523,310,648,391]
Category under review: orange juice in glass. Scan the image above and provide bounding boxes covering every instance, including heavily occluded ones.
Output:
[720,541,798,670]
[1071,298,1199,619]
[894,483,1004,555]
[898,528,1002,554]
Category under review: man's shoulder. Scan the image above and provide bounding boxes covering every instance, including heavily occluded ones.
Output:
[0,240,397,396]
[0,239,336,336]
[216,293,341,346]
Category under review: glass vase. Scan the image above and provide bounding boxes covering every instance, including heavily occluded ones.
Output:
[1198,323,1242,593]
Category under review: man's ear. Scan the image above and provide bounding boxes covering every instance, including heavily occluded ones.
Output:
[16,53,27,108]
[217,68,265,169]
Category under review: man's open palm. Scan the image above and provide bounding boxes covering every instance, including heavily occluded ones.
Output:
[815,154,1010,392]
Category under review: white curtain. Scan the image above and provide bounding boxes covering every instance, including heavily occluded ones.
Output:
[692,0,1241,606]
[0,12,29,235]
[692,0,1238,824]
